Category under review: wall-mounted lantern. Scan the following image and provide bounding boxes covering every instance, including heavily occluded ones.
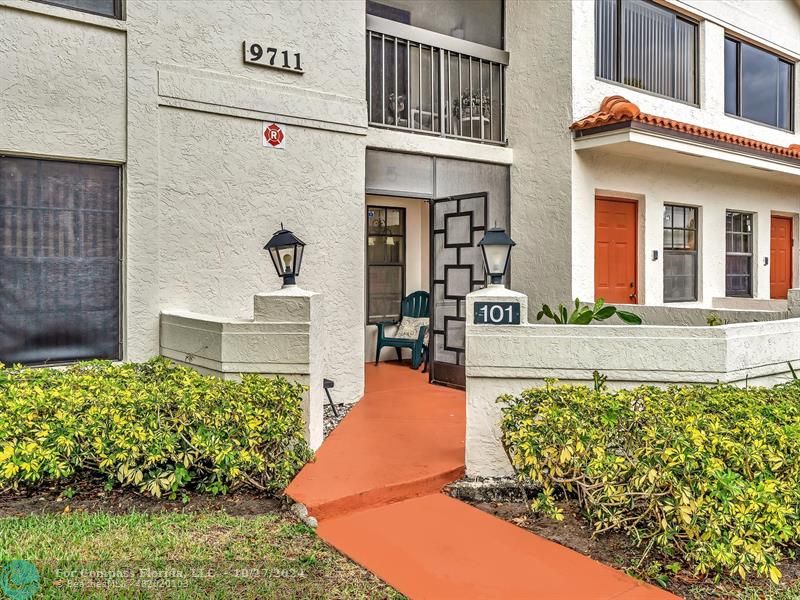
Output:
[264,224,305,287]
[478,227,515,285]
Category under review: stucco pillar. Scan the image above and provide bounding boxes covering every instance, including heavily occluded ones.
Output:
[464,285,529,479]
[254,286,324,449]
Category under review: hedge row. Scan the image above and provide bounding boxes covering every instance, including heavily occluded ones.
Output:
[500,381,800,582]
[0,358,311,497]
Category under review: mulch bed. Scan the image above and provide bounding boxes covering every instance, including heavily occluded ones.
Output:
[0,482,283,518]
[466,497,800,599]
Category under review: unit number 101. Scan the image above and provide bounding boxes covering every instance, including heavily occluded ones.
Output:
[244,42,303,73]
[474,301,521,325]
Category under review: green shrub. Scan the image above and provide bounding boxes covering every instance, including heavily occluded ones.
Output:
[500,381,800,582]
[536,298,642,325]
[0,358,311,497]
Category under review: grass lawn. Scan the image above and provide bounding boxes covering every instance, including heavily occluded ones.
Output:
[0,509,403,599]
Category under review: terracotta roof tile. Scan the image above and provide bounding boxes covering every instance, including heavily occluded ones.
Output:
[571,95,800,161]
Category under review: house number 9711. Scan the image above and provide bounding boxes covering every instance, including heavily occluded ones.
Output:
[243,41,303,73]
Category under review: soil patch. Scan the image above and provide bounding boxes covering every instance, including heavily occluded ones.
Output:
[0,482,282,518]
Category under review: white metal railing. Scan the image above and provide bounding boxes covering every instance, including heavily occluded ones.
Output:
[367,16,508,144]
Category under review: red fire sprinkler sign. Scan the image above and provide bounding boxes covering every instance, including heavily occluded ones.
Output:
[262,122,286,149]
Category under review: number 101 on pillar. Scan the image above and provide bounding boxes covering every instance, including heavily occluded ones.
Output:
[474,302,521,325]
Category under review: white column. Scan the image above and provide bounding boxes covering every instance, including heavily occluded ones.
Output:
[464,285,528,478]
[254,287,325,450]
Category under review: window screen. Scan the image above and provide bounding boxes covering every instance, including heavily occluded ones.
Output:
[663,205,698,302]
[366,206,405,324]
[595,0,698,104]
[726,211,754,297]
[0,157,120,365]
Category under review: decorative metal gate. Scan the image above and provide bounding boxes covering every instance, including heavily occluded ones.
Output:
[429,193,488,388]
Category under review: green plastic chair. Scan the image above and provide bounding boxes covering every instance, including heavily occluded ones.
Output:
[374,291,430,369]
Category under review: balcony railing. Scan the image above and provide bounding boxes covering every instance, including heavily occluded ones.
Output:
[367,16,509,145]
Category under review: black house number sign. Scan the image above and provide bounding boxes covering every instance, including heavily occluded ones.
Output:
[243,41,304,73]
[474,302,521,325]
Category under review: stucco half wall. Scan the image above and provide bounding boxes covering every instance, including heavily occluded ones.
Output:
[465,289,800,478]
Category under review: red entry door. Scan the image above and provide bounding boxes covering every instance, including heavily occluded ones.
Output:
[770,215,793,299]
[595,198,638,304]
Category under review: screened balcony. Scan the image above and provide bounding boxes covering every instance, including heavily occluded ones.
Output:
[367,15,508,145]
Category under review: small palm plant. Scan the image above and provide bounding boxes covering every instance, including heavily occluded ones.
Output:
[536,298,642,325]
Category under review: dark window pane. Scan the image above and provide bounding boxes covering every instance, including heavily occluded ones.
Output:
[672,206,685,228]
[724,38,738,115]
[596,0,697,103]
[366,205,405,324]
[741,42,780,127]
[778,60,792,130]
[663,205,673,227]
[686,207,697,230]
[663,228,673,249]
[725,211,753,297]
[595,0,618,81]
[0,157,120,364]
[368,265,404,322]
[675,18,697,102]
[34,0,119,18]
[664,252,697,301]
[726,255,752,297]
[663,204,698,301]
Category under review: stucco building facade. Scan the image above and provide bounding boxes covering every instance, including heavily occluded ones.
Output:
[1,0,799,404]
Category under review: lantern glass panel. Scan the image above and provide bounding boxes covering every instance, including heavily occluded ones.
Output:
[268,246,283,276]
[278,247,296,275]
[294,244,304,274]
[483,244,510,275]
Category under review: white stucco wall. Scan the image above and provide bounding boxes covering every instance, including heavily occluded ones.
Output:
[1,0,370,403]
[570,0,800,309]
[507,0,574,310]
[572,148,800,306]
[152,0,367,403]
[0,2,126,162]
[571,0,800,148]
[466,311,800,478]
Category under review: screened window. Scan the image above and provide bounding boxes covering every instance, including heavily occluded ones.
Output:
[34,0,122,18]
[596,0,698,104]
[0,157,120,365]
[726,211,754,297]
[367,206,406,324]
[663,205,698,302]
[725,37,793,130]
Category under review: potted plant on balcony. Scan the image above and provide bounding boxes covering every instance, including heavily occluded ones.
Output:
[452,91,491,136]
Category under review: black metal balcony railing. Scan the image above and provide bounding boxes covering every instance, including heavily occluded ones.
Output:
[367,16,509,144]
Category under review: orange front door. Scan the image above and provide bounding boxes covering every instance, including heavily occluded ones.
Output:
[770,215,793,299]
[595,197,638,304]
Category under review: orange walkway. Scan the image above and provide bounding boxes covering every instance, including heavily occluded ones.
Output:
[285,363,465,520]
[285,362,677,600]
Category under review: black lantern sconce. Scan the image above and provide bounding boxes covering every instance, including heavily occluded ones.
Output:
[264,224,305,287]
[478,227,515,285]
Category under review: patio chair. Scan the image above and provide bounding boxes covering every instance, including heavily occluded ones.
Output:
[374,290,430,369]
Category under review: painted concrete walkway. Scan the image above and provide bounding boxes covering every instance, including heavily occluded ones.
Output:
[286,362,677,600]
